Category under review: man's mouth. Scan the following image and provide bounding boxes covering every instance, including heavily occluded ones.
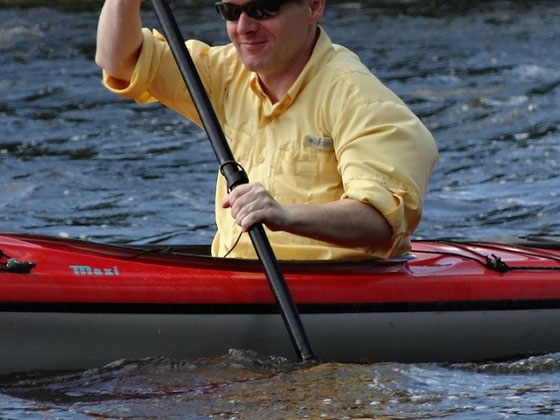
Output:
[240,40,266,46]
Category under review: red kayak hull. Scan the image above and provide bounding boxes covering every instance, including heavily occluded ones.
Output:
[2,232,560,306]
[1,232,560,371]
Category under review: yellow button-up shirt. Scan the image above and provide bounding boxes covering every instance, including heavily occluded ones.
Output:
[103,28,438,260]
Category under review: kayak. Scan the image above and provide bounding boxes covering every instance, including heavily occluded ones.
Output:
[1,232,560,374]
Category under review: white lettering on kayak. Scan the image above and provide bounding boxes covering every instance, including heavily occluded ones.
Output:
[70,265,120,276]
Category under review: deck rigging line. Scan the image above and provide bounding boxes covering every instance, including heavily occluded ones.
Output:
[413,240,560,273]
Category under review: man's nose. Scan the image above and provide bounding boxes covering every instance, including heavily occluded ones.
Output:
[236,11,258,34]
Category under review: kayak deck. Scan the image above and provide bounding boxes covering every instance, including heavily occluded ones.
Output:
[2,232,560,307]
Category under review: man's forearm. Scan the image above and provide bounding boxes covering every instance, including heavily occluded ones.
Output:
[95,0,144,82]
[223,183,393,250]
[282,199,393,249]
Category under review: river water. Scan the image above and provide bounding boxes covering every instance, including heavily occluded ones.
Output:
[1,0,559,418]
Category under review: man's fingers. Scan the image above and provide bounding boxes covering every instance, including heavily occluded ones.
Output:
[238,207,268,231]
[222,182,277,230]
[221,183,252,209]
[233,198,264,225]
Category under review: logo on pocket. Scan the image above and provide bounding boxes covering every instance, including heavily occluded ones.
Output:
[305,136,333,151]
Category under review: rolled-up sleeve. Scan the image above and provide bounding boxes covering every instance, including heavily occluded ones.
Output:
[101,28,214,126]
[102,28,163,103]
[335,96,438,256]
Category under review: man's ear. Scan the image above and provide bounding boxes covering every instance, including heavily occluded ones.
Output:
[308,0,325,24]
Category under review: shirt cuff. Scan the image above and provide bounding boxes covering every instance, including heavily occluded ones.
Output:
[101,28,159,104]
[342,180,408,257]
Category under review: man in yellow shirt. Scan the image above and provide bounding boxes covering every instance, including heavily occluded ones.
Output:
[96,0,438,260]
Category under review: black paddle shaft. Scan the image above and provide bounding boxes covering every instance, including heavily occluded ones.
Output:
[150,0,317,362]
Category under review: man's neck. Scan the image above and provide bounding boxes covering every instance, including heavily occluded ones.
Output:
[257,27,320,104]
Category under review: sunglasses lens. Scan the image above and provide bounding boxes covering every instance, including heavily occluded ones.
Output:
[215,3,239,21]
[251,0,281,18]
[246,1,279,19]
[215,0,281,21]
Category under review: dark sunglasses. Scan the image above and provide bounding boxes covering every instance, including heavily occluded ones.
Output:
[215,0,287,21]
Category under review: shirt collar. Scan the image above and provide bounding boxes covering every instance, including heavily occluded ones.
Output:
[248,27,335,118]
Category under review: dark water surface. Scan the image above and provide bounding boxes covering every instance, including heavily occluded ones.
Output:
[1,0,559,418]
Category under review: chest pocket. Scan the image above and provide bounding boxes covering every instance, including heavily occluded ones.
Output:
[271,135,342,204]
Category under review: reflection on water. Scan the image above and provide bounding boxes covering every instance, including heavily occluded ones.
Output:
[2,350,560,418]
[1,0,559,418]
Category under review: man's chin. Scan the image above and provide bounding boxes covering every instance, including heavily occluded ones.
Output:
[240,58,266,74]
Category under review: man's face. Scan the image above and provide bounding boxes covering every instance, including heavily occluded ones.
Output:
[225,0,317,80]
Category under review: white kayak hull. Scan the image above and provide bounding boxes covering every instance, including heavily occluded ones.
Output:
[2,308,559,374]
